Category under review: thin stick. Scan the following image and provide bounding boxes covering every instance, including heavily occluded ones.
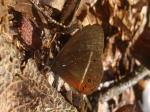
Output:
[99,66,150,102]
[28,0,67,28]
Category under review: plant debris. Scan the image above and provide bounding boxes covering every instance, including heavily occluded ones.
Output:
[0,0,150,112]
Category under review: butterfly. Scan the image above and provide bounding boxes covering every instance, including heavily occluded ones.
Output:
[51,24,104,94]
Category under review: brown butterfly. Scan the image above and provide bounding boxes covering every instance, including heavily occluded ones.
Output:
[51,24,104,94]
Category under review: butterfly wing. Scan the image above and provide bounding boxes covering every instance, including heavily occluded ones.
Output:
[52,24,104,94]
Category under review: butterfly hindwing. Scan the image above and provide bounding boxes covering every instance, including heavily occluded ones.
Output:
[52,24,104,94]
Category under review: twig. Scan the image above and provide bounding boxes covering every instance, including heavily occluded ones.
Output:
[28,0,67,28]
[28,0,82,34]
[99,66,150,102]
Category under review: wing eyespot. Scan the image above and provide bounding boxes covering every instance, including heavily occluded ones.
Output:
[92,59,96,63]
[88,79,91,82]
[82,85,87,90]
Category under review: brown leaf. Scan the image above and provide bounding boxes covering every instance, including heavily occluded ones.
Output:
[39,0,66,11]
[60,0,81,25]
[0,36,21,112]
[132,27,150,70]
[115,104,140,112]
[0,35,77,111]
